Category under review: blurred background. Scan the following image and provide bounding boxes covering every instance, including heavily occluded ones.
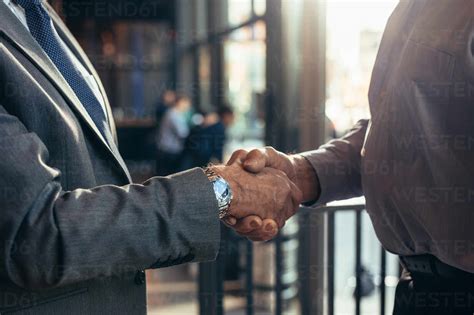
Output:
[49,0,402,314]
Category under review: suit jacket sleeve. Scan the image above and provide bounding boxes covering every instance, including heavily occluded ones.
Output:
[0,105,220,290]
[301,119,369,206]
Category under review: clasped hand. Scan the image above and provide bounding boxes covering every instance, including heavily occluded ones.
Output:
[211,147,317,242]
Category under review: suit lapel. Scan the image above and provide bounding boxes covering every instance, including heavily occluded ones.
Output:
[44,4,131,181]
[0,2,132,182]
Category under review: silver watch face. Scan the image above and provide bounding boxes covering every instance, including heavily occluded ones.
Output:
[213,177,232,209]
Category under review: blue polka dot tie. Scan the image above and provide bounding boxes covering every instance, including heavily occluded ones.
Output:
[16,0,111,143]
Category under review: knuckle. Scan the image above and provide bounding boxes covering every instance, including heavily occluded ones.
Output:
[265,146,276,154]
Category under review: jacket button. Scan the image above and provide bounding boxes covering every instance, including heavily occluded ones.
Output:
[135,270,146,285]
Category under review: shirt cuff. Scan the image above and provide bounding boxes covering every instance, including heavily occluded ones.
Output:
[300,149,355,207]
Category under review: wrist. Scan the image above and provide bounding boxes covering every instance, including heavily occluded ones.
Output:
[210,165,245,218]
[291,155,320,203]
[204,166,234,220]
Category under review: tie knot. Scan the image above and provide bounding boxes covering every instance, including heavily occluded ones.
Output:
[15,0,42,9]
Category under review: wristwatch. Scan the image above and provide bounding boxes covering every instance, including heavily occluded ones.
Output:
[204,167,233,220]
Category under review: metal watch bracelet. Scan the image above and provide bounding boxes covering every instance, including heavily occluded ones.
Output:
[204,166,233,220]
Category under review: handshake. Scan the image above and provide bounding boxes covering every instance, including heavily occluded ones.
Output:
[210,147,320,242]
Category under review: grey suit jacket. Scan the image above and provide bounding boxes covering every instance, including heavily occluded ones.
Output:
[0,3,220,314]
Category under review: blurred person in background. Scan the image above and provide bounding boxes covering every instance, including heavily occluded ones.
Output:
[156,94,191,175]
[155,89,176,127]
[183,105,236,168]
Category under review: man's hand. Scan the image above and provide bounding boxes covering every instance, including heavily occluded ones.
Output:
[228,147,320,203]
[226,147,320,240]
[210,162,303,241]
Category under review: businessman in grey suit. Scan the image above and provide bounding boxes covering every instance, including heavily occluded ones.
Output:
[0,0,301,314]
[234,0,474,314]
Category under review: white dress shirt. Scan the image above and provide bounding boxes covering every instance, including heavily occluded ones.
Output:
[4,0,108,120]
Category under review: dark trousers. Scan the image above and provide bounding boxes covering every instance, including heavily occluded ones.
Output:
[393,269,474,315]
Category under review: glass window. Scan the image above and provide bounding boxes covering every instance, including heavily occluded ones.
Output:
[228,20,265,41]
[228,0,253,26]
[176,52,195,98]
[195,0,208,40]
[326,0,398,135]
[198,46,212,111]
[223,22,267,156]
[254,0,266,16]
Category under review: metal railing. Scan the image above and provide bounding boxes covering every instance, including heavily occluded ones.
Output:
[198,199,395,315]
